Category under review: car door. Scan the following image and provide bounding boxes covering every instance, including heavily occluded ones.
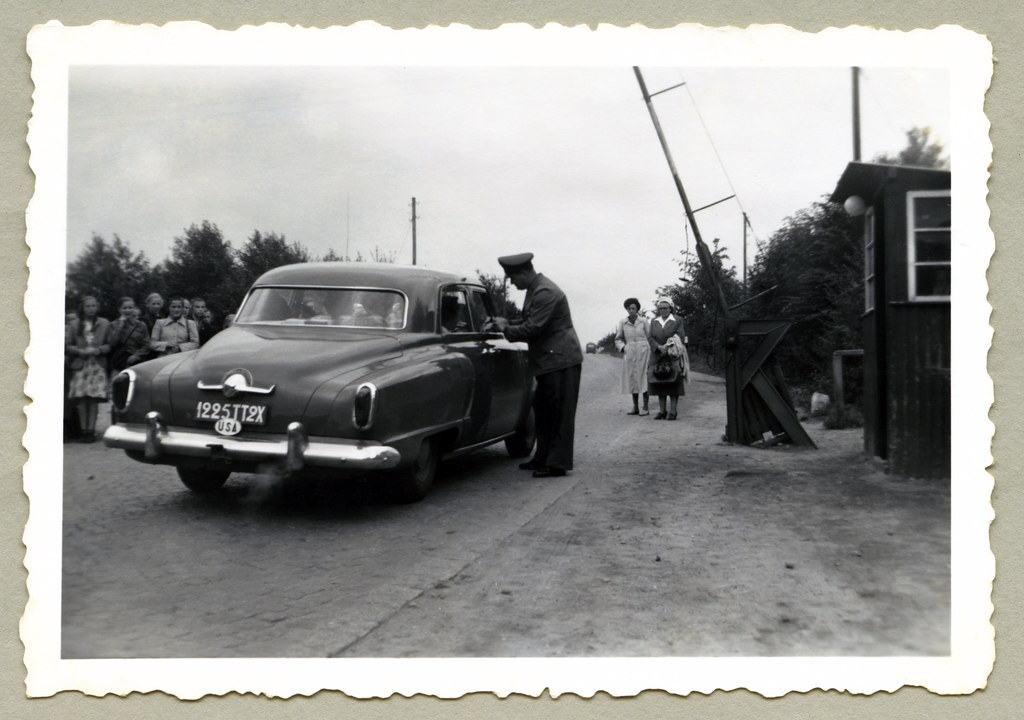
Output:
[440,286,494,444]
[465,286,528,438]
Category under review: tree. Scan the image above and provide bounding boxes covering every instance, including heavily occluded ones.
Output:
[367,246,397,264]
[595,330,617,354]
[745,199,861,388]
[729,127,945,392]
[872,126,948,169]
[316,246,395,263]
[66,233,156,317]
[236,230,310,289]
[656,238,743,371]
[475,271,522,321]
[160,221,240,318]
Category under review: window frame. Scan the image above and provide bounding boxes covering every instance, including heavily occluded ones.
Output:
[906,189,951,302]
[864,206,876,312]
[466,287,496,333]
[439,286,473,334]
[233,285,408,329]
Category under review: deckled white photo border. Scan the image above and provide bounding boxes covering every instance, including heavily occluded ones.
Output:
[22,21,993,699]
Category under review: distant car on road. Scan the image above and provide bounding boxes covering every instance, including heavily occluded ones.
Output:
[104,263,536,502]
[586,342,597,354]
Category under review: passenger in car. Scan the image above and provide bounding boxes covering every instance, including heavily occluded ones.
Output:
[386,301,404,328]
[441,293,470,332]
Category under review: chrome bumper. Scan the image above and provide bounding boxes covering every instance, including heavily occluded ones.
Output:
[103,411,401,472]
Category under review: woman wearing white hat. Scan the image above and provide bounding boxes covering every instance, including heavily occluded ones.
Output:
[648,298,687,420]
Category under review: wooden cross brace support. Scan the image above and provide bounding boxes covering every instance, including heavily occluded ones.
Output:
[725,319,817,448]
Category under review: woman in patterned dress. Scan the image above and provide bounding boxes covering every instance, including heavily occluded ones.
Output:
[647,298,687,420]
[614,297,650,416]
[66,296,111,442]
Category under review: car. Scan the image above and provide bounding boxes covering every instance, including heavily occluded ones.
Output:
[585,342,597,354]
[104,262,536,502]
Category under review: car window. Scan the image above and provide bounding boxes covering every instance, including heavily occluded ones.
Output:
[467,288,492,331]
[235,287,406,329]
[440,289,472,333]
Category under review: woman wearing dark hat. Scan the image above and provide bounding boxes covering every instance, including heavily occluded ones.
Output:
[614,297,650,416]
[648,297,688,420]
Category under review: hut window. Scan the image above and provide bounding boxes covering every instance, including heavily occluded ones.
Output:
[864,206,876,311]
[906,190,951,301]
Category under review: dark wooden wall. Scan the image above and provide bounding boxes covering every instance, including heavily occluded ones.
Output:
[884,302,952,478]
[863,171,951,479]
[862,311,884,458]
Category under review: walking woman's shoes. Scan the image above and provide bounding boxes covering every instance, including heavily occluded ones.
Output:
[626,409,640,415]
[667,412,677,420]
[639,409,649,416]
[654,412,667,420]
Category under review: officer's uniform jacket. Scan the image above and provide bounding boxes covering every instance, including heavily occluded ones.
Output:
[503,273,583,376]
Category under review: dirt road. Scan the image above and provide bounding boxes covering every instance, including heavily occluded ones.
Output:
[65,352,949,658]
[340,353,950,656]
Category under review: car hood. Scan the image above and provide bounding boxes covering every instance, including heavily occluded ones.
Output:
[165,325,403,430]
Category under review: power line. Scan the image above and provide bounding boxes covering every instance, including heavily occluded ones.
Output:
[674,70,764,247]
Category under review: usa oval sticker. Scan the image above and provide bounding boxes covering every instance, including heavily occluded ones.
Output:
[214,417,242,436]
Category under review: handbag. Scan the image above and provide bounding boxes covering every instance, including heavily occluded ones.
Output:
[652,355,675,380]
[68,354,85,371]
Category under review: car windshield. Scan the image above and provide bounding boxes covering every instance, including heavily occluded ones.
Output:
[235,287,407,329]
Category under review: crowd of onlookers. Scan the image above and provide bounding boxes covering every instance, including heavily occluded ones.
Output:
[64,292,227,443]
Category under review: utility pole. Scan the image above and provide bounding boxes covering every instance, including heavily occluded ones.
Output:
[852,67,862,161]
[742,212,749,297]
[411,197,417,265]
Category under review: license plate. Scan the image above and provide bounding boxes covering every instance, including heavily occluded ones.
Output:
[195,401,267,425]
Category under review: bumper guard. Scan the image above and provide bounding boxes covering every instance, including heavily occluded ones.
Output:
[103,411,401,471]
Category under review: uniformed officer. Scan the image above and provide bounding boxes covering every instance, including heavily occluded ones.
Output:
[491,253,583,477]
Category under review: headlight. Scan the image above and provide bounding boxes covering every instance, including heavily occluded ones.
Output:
[352,382,377,430]
[110,369,136,412]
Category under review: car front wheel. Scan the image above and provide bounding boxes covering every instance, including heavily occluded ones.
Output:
[391,438,439,503]
[176,466,230,494]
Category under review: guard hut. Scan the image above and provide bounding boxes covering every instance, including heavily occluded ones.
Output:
[831,162,951,479]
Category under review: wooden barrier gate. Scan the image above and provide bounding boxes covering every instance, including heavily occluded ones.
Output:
[635,67,816,448]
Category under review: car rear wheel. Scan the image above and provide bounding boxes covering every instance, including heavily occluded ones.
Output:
[177,467,230,494]
[504,407,536,458]
[391,438,439,503]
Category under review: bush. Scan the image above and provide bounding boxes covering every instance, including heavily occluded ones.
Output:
[824,403,863,430]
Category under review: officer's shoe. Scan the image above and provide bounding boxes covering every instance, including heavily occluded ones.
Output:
[532,468,566,478]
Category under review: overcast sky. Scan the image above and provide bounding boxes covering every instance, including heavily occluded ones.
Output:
[67,64,949,344]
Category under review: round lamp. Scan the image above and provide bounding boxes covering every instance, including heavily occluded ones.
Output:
[843,195,866,217]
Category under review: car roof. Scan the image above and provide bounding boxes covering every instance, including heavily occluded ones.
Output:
[253,262,472,292]
[248,263,491,334]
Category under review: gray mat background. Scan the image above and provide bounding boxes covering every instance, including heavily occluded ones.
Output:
[3,2,1019,717]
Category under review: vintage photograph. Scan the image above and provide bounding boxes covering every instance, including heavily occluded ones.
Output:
[23,22,993,698]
